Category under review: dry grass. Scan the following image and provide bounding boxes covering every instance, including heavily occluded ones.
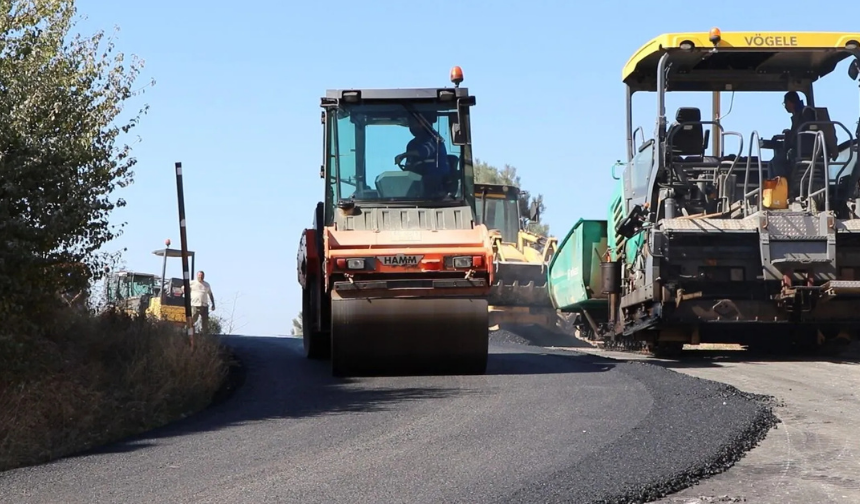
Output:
[0,308,230,472]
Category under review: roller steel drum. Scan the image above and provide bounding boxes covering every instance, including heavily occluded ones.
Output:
[330,293,489,377]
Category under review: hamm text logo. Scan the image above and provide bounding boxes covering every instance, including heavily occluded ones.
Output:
[378,254,423,266]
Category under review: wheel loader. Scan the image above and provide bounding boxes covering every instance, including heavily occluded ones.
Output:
[296,66,495,377]
[473,182,561,332]
[548,29,860,356]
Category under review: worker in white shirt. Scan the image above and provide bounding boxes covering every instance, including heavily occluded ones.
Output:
[187,270,215,333]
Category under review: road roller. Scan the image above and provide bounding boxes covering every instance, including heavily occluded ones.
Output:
[296,66,495,376]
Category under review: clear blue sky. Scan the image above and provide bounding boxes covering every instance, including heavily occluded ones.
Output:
[74,0,860,335]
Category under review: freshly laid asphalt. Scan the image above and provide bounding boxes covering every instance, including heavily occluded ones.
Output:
[0,331,777,504]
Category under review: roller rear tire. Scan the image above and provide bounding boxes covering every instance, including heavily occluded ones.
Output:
[302,276,330,360]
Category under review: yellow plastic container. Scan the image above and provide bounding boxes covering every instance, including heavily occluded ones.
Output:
[762,177,788,209]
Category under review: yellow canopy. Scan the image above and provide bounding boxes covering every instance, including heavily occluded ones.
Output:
[622,30,860,92]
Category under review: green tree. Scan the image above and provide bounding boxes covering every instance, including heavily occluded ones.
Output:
[473,159,550,236]
[0,0,152,326]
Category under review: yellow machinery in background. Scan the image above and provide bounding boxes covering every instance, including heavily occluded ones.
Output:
[474,182,562,332]
[103,270,159,317]
[102,240,196,326]
[146,241,196,324]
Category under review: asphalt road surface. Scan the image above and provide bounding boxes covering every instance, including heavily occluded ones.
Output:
[562,344,860,504]
[0,333,776,504]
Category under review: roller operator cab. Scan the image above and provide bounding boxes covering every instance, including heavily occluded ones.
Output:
[297,67,495,376]
[548,30,860,356]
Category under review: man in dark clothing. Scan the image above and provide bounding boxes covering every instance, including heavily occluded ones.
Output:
[783,91,817,152]
[770,91,817,178]
[394,113,450,196]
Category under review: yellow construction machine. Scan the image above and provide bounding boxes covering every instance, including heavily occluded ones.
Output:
[474,182,562,332]
[102,241,196,326]
[147,243,196,324]
[103,270,159,317]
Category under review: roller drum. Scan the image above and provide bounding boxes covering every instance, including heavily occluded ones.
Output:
[330,294,489,377]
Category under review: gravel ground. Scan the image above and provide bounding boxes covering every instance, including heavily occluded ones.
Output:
[0,334,776,504]
[488,327,595,348]
[488,328,539,346]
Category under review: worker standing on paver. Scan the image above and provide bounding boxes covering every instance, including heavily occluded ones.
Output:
[188,271,215,334]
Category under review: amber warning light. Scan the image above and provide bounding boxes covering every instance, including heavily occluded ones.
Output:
[450,66,463,87]
[709,27,721,45]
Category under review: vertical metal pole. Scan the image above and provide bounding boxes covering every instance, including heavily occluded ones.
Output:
[655,52,671,164]
[712,91,721,156]
[625,85,633,162]
[160,247,168,309]
[174,161,195,346]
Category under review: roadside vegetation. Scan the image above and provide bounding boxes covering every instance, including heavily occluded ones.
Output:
[0,307,228,472]
[0,1,229,472]
[473,159,550,236]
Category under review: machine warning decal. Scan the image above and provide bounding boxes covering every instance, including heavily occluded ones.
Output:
[378,254,424,266]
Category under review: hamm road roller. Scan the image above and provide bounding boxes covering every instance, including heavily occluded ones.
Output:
[297,67,495,376]
[548,29,860,356]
